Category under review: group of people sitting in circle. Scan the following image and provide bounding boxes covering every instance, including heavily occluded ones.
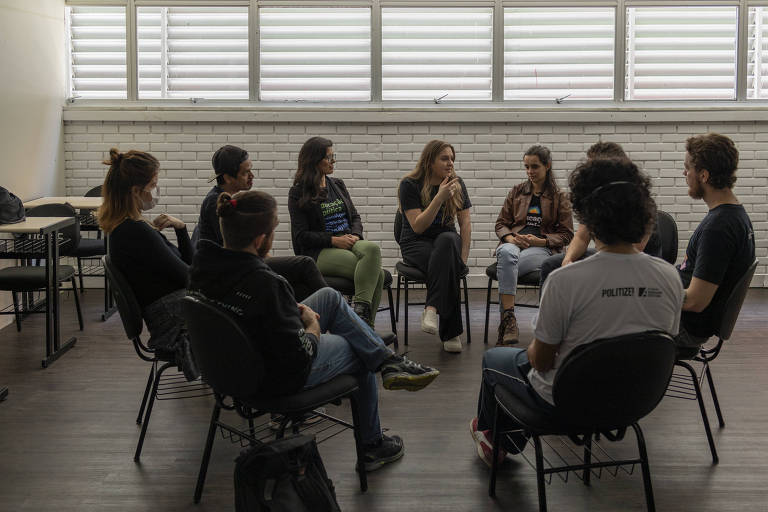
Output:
[98,131,755,472]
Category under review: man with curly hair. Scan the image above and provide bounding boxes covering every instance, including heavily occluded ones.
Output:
[675,133,755,353]
[469,158,684,466]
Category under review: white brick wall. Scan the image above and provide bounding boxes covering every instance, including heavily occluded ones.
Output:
[63,120,768,286]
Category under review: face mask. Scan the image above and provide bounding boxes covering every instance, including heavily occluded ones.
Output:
[140,186,160,211]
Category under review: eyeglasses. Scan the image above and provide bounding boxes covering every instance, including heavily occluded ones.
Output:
[324,154,336,164]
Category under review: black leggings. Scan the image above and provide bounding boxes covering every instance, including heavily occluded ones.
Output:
[266,255,327,302]
[399,231,464,341]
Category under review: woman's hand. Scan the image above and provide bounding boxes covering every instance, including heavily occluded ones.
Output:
[504,233,529,249]
[152,214,185,230]
[331,234,356,250]
[519,234,547,247]
[435,176,460,204]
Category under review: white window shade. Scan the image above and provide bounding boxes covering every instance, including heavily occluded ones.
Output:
[625,7,737,100]
[67,6,126,99]
[137,6,248,100]
[748,7,768,99]
[382,8,492,101]
[504,8,614,101]
[259,8,371,102]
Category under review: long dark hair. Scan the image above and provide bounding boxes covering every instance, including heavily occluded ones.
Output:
[294,136,333,208]
[524,145,559,195]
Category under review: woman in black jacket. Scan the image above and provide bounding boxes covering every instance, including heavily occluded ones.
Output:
[288,137,384,326]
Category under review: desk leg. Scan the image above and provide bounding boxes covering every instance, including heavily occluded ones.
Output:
[42,230,76,368]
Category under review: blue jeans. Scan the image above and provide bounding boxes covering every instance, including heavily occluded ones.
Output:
[477,347,555,454]
[496,243,552,299]
[301,287,393,445]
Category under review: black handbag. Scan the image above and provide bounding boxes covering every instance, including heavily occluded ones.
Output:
[0,187,25,224]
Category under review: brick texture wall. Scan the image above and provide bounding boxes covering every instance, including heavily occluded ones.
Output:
[63,120,768,286]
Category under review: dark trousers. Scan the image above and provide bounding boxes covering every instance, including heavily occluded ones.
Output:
[539,248,597,286]
[399,231,463,341]
[265,255,327,302]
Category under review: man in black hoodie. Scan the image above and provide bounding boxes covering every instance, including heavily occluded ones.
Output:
[189,189,440,472]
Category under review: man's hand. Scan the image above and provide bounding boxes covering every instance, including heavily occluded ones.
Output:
[527,338,559,372]
[298,303,321,337]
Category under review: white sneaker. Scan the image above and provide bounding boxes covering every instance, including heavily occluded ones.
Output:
[420,308,438,335]
[443,336,463,353]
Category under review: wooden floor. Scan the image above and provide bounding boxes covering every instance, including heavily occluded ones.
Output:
[0,287,767,511]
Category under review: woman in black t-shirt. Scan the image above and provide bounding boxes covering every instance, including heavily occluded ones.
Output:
[397,140,472,353]
[494,145,573,346]
[288,137,385,327]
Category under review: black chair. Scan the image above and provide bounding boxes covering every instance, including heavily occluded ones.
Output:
[488,331,676,512]
[667,259,758,464]
[0,204,83,332]
[181,295,369,503]
[656,210,678,265]
[103,255,210,462]
[323,270,398,343]
[482,262,541,345]
[392,211,471,346]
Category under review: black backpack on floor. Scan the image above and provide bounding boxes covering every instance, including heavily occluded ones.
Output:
[234,434,341,512]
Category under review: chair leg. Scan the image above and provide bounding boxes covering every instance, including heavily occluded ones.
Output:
[583,433,592,486]
[632,423,656,512]
[489,402,501,497]
[77,257,85,294]
[403,278,409,346]
[676,360,718,464]
[70,277,83,331]
[194,402,222,504]
[483,278,492,345]
[348,394,368,493]
[533,435,548,512]
[704,363,725,428]
[463,277,471,344]
[386,285,397,339]
[11,291,21,332]
[136,366,154,425]
[134,361,173,462]
[395,275,401,323]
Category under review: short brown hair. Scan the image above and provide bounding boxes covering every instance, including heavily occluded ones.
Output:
[686,133,739,189]
[586,141,627,160]
[217,190,277,250]
[99,148,159,233]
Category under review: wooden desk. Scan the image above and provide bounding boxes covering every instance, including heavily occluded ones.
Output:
[0,216,78,367]
[23,197,102,210]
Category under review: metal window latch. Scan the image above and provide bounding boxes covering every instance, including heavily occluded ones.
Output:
[555,93,572,104]
[434,93,449,104]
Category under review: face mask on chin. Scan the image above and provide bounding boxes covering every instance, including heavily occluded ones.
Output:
[139,187,160,211]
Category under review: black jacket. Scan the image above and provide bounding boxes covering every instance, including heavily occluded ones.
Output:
[288,177,364,261]
[188,240,318,397]
[197,185,224,245]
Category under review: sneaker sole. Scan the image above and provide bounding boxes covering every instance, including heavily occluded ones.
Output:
[382,371,440,392]
[363,446,405,472]
[421,324,438,335]
[495,339,519,347]
[469,419,504,468]
[442,342,463,353]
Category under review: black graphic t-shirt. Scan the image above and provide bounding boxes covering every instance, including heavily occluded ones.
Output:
[678,204,754,337]
[320,185,350,235]
[518,193,543,237]
[398,177,472,243]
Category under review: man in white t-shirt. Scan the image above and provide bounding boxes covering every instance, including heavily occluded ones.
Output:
[470,157,684,467]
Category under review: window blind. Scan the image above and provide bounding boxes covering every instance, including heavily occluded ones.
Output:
[137,6,249,100]
[381,8,493,101]
[67,6,126,99]
[748,7,768,99]
[259,8,371,102]
[625,6,738,100]
[504,7,614,101]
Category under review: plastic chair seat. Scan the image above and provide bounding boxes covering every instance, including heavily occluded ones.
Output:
[396,261,469,283]
[484,262,539,285]
[0,265,77,290]
[72,238,105,258]
[243,374,359,415]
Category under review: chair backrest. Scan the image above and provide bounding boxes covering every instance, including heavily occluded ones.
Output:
[190,224,200,253]
[26,203,80,254]
[84,185,102,198]
[103,254,144,340]
[181,295,264,399]
[716,259,758,340]
[394,210,403,245]
[656,210,678,265]
[552,331,676,430]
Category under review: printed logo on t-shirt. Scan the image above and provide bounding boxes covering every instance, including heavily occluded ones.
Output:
[526,205,542,228]
[321,198,350,233]
[601,286,663,298]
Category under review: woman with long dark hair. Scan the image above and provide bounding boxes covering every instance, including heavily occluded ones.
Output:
[99,148,197,379]
[397,140,472,353]
[288,137,385,327]
[494,145,573,346]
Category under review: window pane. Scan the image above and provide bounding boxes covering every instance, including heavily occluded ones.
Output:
[748,7,768,99]
[504,7,614,101]
[259,8,371,102]
[382,8,492,101]
[625,6,737,100]
[137,6,248,100]
[67,6,126,99]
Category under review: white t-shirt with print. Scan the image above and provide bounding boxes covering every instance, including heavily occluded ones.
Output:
[530,251,684,405]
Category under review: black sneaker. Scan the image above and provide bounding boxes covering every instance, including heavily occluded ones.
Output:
[363,434,405,471]
[379,354,439,391]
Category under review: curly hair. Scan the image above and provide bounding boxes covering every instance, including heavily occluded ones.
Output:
[586,141,627,160]
[685,133,739,189]
[569,158,656,245]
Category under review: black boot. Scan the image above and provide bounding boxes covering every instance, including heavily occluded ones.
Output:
[353,301,373,327]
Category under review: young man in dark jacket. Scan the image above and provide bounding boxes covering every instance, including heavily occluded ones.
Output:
[196,144,327,301]
[189,189,440,471]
